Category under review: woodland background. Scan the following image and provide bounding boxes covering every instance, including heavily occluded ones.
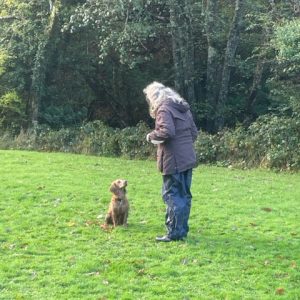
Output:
[0,0,299,169]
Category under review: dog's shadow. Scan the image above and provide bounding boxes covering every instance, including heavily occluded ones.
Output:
[100,221,164,237]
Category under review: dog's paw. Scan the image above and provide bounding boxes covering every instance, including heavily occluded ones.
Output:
[100,223,110,231]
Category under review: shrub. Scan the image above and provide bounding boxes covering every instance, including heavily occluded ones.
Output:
[118,122,154,159]
[248,115,300,170]
[0,91,26,133]
[77,121,120,156]
[195,114,300,170]
[35,126,78,152]
[0,115,299,171]
[194,131,219,163]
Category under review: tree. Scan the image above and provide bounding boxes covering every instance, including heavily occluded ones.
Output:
[0,0,50,129]
[215,0,245,130]
[30,0,61,127]
[1,0,299,132]
[270,19,300,113]
[204,0,246,131]
[65,0,172,126]
[169,0,196,104]
[204,0,222,130]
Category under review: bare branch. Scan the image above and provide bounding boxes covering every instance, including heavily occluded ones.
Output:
[0,15,18,21]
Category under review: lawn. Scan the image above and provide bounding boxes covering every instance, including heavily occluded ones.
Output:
[0,150,299,300]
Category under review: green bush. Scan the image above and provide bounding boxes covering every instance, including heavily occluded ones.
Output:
[0,91,25,133]
[34,126,78,152]
[194,131,219,163]
[194,114,300,170]
[0,115,299,170]
[77,121,120,156]
[9,121,156,160]
[118,122,154,159]
[247,115,300,170]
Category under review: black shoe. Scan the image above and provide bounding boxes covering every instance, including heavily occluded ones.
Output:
[155,235,172,242]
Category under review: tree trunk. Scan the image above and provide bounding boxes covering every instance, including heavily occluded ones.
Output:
[205,0,222,131]
[245,58,265,120]
[244,0,275,124]
[183,0,196,105]
[169,0,195,104]
[215,0,245,130]
[30,0,61,128]
[245,36,269,123]
[292,0,300,15]
[170,4,183,93]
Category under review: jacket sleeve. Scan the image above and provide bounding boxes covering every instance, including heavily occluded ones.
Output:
[149,108,175,141]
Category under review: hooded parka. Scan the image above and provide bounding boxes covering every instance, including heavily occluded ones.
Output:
[148,99,198,175]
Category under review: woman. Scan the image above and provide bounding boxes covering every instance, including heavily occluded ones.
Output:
[144,81,198,242]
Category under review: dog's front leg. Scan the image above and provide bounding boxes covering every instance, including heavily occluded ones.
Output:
[123,212,128,227]
[112,211,117,227]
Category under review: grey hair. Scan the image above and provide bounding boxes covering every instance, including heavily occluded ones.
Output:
[143,81,188,118]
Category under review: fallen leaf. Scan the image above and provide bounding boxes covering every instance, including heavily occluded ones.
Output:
[261,207,272,212]
[20,243,28,249]
[248,245,257,251]
[275,287,285,295]
[275,273,289,279]
[291,261,297,269]
[54,198,62,207]
[9,244,16,250]
[67,221,76,227]
[137,269,146,275]
[86,271,100,276]
[85,220,100,226]
[68,256,76,262]
[264,260,270,266]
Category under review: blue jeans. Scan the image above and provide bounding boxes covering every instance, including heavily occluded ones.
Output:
[162,169,193,240]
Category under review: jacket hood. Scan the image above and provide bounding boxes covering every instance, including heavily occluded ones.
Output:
[165,99,190,113]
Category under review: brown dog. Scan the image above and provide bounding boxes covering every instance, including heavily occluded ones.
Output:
[104,179,129,227]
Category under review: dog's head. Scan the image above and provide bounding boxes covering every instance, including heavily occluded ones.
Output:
[110,179,128,196]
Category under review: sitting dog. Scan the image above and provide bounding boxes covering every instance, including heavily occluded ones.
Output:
[103,179,129,227]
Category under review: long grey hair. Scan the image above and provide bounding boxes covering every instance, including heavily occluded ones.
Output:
[143,81,188,118]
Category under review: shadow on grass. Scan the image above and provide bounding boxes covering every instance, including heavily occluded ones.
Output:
[187,229,299,260]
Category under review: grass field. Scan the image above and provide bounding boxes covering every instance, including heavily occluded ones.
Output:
[0,150,299,300]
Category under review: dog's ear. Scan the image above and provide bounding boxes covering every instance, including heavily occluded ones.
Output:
[110,182,117,194]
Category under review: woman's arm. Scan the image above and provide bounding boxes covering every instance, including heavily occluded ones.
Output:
[148,108,175,141]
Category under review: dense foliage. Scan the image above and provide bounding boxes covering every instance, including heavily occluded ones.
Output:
[1,115,299,170]
[0,0,299,132]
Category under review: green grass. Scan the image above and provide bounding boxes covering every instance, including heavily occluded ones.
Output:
[0,150,299,300]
